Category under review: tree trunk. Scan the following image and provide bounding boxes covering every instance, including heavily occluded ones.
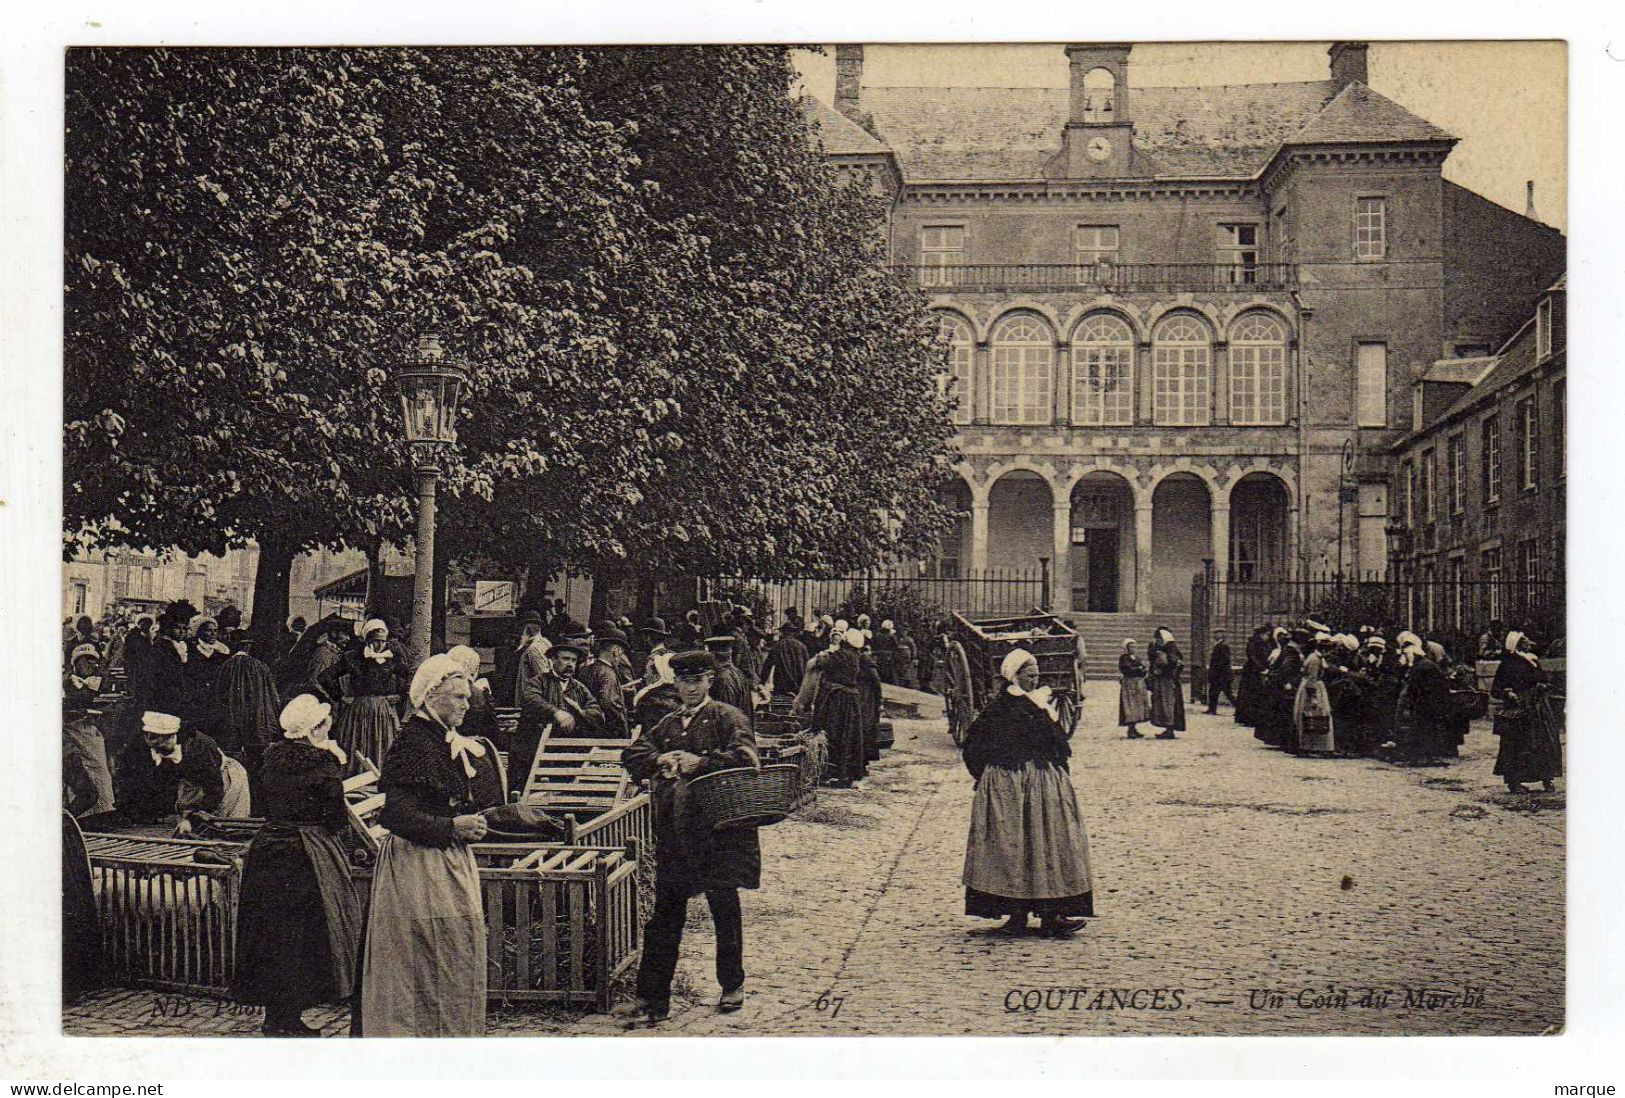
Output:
[589,564,621,627]
[636,577,658,625]
[364,536,386,621]
[247,533,299,650]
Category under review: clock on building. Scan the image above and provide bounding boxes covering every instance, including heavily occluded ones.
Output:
[1086,136,1113,162]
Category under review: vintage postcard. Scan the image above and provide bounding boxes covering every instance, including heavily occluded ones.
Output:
[44,36,1568,1055]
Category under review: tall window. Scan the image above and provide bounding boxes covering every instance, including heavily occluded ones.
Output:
[1229,312,1288,425]
[937,313,975,426]
[1482,547,1503,620]
[1554,379,1565,479]
[1399,459,1415,527]
[1151,314,1212,426]
[1518,395,1539,491]
[1354,196,1387,260]
[1537,296,1553,361]
[1273,205,1292,262]
[1420,448,1436,523]
[1421,560,1437,631]
[1447,434,1465,516]
[1072,313,1134,426]
[1356,342,1388,427]
[919,225,965,286]
[1482,415,1502,505]
[1448,556,1466,629]
[1217,224,1260,284]
[1074,225,1120,267]
[1517,538,1540,601]
[990,314,1054,425]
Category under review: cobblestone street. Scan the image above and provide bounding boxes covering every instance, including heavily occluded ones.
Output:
[64,686,1563,1039]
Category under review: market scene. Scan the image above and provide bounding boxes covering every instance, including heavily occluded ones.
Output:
[59,41,1565,1039]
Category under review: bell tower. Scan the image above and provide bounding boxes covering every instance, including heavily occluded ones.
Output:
[1059,44,1136,178]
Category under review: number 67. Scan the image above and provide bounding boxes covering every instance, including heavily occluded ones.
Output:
[815,993,844,1018]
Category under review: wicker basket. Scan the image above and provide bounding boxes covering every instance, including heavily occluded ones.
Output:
[686,765,801,831]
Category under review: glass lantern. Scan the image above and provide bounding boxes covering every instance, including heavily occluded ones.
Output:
[394,333,468,450]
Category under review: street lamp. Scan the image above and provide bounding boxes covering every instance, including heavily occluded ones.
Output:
[394,333,469,664]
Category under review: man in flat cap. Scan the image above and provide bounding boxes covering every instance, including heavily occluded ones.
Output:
[618,649,760,1026]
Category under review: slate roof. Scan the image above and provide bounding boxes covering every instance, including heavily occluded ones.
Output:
[1437,327,1541,424]
[1422,358,1497,386]
[813,78,1454,182]
[1284,81,1455,147]
[799,96,891,157]
[855,80,1342,180]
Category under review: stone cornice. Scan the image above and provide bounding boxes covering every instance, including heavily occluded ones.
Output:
[899,179,1263,206]
[1260,141,1454,195]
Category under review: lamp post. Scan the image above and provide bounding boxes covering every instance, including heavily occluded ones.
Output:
[393,334,469,664]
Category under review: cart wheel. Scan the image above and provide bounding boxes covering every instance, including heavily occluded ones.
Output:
[946,639,975,747]
[1057,693,1079,737]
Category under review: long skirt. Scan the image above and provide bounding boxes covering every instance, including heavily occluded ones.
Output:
[1235,667,1263,726]
[62,812,103,1004]
[813,684,867,782]
[1294,681,1334,754]
[234,824,361,1009]
[359,835,486,1037]
[1493,706,1563,784]
[64,719,116,817]
[964,761,1094,918]
[333,695,401,774]
[1118,677,1149,726]
[1150,675,1186,732]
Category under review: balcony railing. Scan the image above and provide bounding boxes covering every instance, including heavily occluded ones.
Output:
[896,262,1297,293]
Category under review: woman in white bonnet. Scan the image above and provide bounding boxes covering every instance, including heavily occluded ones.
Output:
[332,618,406,771]
[233,694,361,1036]
[960,648,1095,938]
[355,653,503,1037]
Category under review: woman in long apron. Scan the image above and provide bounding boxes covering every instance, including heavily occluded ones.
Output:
[1293,634,1336,756]
[962,649,1095,938]
[355,654,505,1037]
[1491,630,1562,793]
[332,619,406,772]
[233,694,361,1036]
[1117,639,1150,738]
[1148,628,1186,740]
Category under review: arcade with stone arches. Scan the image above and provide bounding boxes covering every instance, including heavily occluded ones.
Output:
[934,460,1299,614]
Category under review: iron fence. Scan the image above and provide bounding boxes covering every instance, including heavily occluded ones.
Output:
[894,262,1297,293]
[1190,570,1565,682]
[703,567,1049,626]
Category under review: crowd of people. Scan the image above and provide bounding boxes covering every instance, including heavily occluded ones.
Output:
[1172,617,1564,792]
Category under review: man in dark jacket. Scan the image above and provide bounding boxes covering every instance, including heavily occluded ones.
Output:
[114,710,226,824]
[618,650,759,1026]
[1204,629,1235,714]
[512,641,606,794]
[760,622,809,701]
[576,627,632,738]
[703,632,756,724]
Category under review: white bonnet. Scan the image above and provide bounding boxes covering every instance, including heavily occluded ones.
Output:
[409,653,466,709]
[1000,647,1036,684]
[279,693,332,739]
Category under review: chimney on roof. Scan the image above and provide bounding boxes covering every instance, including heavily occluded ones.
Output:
[1329,42,1369,91]
[1526,180,1539,220]
[834,45,864,121]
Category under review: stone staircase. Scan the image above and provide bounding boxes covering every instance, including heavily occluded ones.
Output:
[1057,611,1193,680]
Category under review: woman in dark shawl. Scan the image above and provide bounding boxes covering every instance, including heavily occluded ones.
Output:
[810,629,870,786]
[333,618,406,772]
[233,694,361,1036]
[215,648,279,800]
[1117,639,1149,738]
[962,648,1094,938]
[1491,630,1562,793]
[1148,627,1186,739]
[1235,625,1272,727]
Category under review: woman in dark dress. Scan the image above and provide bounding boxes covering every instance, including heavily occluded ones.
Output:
[333,619,406,771]
[811,629,871,786]
[233,694,361,1036]
[1117,639,1149,738]
[357,655,505,1037]
[1491,631,1562,793]
[962,649,1094,938]
[1236,625,1272,728]
[1148,627,1186,740]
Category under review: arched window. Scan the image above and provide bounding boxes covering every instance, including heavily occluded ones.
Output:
[1229,312,1288,425]
[990,314,1054,425]
[1082,67,1116,123]
[1072,313,1134,426]
[1152,313,1212,426]
[936,313,975,426]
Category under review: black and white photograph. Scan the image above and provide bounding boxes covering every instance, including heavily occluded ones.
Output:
[6,10,1618,1080]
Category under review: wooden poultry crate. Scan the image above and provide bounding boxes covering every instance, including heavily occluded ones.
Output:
[356,843,641,1010]
[81,832,244,997]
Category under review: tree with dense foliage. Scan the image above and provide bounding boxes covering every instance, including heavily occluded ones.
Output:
[66,46,957,641]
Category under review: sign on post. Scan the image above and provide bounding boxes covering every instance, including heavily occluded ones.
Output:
[473,580,517,615]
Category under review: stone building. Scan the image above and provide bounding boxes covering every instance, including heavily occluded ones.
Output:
[1387,276,1565,637]
[804,42,1565,633]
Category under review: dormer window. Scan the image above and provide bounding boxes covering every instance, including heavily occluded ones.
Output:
[1082,68,1116,122]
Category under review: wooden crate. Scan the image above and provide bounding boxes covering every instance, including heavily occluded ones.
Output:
[82,832,244,997]
[520,730,636,817]
[357,843,641,1011]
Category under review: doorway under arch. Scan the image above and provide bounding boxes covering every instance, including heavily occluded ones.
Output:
[1151,473,1212,612]
[1229,472,1291,582]
[1068,472,1135,612]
